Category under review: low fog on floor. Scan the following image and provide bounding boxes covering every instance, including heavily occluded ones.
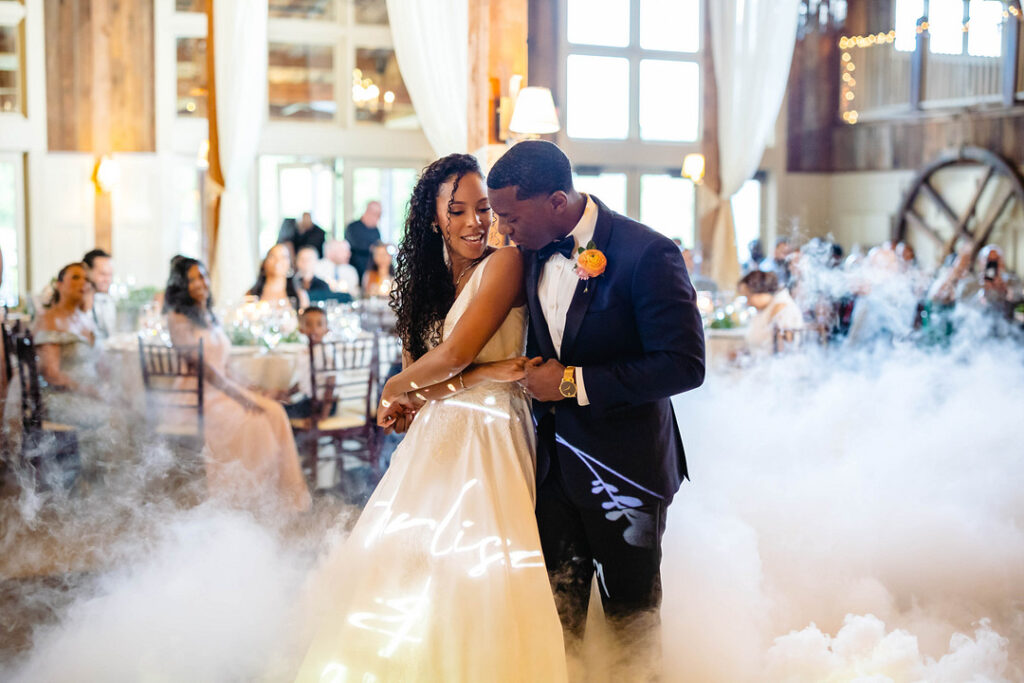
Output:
[3,330,1022,682]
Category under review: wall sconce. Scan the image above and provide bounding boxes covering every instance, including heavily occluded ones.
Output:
[92,155,121,193]
[682,153,706,185]
[509,87,561,139]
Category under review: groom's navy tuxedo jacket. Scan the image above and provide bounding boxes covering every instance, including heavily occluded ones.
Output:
[525,196,705,508]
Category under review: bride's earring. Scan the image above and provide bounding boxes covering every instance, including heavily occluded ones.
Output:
[441,237,452,267]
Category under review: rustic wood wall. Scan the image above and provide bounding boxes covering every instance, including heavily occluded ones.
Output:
[788,0,1024,173]
[44,0,155,153]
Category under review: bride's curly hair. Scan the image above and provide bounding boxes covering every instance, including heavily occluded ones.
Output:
[391,154,483,360]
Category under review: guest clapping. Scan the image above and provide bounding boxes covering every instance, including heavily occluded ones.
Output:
[164,256,310,511]
[362,241,395,297]
[248,244,309,310]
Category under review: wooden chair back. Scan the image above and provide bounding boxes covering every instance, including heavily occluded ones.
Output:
[138,336,205,442]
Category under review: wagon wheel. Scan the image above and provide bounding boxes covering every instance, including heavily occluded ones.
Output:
[894,146,1024,269]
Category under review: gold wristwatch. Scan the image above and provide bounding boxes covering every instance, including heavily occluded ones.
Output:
[559,366,578,399]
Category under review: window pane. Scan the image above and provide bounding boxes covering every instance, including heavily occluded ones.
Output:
[260,157,337,255]
[967,0,1003,58]
[175,0,206,11]
[639,60,699,142]
[268,43,336,121]
[353,0,389,25]
[269,0,336,21]
[640,0,699,53]
[567,0,629,47]
[573,173,627,215]
[731,179,762,262]
[894,0,925,52]
[354,48,418,128]
[567,55,629,140]
[640,174,694,246]
[176,38,207,118]
[175,159,202,259]
[0,24,22,114]
[0,159,19,307]
[928,0,966,55]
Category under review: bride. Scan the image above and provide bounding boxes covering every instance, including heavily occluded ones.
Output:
[295,154,568,682]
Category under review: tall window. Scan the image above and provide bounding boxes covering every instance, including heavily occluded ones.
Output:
[560,0,708,250]
[564,0,701,142]
[0,153,23,307]
[258,156,421,256]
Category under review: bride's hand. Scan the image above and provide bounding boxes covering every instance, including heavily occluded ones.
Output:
[378,392,415,429]
[480,357,529,383]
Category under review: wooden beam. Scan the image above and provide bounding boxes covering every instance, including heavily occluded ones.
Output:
[467,0,491,152]
[44,0,155,152]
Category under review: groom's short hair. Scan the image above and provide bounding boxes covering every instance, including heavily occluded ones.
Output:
[486,140,574,200]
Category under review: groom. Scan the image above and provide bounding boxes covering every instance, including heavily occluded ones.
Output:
[487,141,705,669]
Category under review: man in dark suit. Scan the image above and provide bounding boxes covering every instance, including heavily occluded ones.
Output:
[345,201,383,282]
[487,141,705,671]
[279,212,327,258]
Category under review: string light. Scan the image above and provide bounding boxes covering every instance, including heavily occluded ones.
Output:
[836,5,1021,126]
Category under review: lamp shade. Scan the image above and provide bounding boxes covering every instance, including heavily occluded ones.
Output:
[509,87,560,135]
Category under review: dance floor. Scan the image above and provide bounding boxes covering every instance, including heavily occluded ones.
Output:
[2,341,1023,682]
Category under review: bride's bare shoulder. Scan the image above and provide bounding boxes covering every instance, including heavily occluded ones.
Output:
[483,246,524,273]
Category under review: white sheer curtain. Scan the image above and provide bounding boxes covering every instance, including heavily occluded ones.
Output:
[707,0,800,288]
[386,0,468,157]
[210,1,267,304]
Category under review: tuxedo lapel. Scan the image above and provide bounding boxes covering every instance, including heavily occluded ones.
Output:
[525,249,557,360]
[560,197,613,359]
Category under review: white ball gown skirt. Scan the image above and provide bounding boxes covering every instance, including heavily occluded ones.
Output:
[294,380,568,682]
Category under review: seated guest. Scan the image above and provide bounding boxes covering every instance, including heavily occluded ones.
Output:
[739,270,803,353]
[295,246,333,300]
[847,245,916,346]
[247,243,309,310]
[743,239,765,275]
[958,245,1021,314]
[362,241,395,297]
[83,248,117,339]
[33,263,116,472]
[282,307,331,420]
[279,211,327,258]
[315,239,361,297]
[164,256,310,511]
[760,237,793,288]
[299,305,329,345]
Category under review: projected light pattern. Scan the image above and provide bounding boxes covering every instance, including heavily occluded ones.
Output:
[363,479,544,578]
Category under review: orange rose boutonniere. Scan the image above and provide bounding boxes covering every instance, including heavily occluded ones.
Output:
[575,240,607,291]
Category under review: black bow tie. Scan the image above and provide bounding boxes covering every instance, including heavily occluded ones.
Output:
[537,236,576,264]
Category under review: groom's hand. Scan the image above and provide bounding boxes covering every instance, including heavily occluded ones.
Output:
[521,357,566,403]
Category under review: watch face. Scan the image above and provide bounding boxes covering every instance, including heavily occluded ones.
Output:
[559,380,577,398]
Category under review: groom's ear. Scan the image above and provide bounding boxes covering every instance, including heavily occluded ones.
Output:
[548,191,568,214]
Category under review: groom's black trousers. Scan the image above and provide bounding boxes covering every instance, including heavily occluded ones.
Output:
[535,415,668,653]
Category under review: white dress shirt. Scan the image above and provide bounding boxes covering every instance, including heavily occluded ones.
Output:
[92,292,117,339]
[315,259,361,297]
[537,194,597,406]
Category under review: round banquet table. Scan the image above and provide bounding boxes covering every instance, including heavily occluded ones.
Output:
[705,328,748,370]
[103,333,312,410]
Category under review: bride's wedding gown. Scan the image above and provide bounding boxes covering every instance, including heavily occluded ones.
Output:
[296,254,568,682]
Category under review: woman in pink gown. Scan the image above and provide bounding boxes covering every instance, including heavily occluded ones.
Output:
[163,256,310,512]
